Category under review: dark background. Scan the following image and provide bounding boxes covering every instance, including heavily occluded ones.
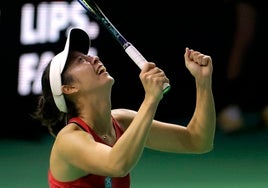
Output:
[1,0,234,139]
[2,2,268,188]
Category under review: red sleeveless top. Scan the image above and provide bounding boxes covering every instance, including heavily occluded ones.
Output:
[48,117,130,188]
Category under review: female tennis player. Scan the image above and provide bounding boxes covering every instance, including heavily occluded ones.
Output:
[33,27,216,188]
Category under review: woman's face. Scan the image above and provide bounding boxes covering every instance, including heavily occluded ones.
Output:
[64,51,114,94]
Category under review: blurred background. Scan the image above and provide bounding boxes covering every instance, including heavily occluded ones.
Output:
[1,0,267,187]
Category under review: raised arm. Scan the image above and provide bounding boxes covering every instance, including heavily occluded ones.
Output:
[143,48,216,154]
[184,47,216,152]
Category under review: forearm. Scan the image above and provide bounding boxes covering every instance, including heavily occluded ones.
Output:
[111,98,159,173]
[188,81,216,152]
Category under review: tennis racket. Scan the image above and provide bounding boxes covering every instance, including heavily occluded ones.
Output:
[77,0,170,94]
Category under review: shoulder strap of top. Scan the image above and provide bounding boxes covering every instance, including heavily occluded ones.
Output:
[68,117,91,132]
[68,117,103,143]
[68,117,125,145]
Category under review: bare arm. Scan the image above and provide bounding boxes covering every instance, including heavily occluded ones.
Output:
[184,47,216,153]
[137,48,215,154]
[107,62,169,174]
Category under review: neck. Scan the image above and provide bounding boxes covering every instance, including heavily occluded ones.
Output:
[75,90,114,138]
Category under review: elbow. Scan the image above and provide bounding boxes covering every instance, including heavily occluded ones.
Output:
[112,168,129,177]
[108,163,131,177]
[195,143,214,154]
[202,146,214,154]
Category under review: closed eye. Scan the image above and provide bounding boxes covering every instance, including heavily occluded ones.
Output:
[77,55,92,65]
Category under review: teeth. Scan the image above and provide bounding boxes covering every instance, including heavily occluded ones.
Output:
[98,66,106,74]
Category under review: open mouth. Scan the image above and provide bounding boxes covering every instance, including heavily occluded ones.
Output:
[97,66,107,75]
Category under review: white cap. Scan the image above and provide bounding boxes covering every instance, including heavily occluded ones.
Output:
[49,28,91,112]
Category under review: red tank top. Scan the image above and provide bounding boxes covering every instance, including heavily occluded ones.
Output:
[48,117,130,188]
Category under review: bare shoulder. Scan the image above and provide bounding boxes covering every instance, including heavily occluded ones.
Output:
[111,108,137,131]
[54,123,94,149]
[52,123,95,162]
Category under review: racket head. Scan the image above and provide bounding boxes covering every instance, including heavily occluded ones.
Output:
[77,0,127,46]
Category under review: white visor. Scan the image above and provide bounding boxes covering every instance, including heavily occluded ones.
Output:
[49,28,91,112]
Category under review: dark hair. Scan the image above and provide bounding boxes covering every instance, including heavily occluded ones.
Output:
[32,57,78,137]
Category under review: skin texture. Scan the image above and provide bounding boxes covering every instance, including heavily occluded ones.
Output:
[49,47,216,182]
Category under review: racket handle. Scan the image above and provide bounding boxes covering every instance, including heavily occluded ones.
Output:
[124,43,171,94]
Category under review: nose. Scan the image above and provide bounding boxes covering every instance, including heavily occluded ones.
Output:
[88,56,100,65]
